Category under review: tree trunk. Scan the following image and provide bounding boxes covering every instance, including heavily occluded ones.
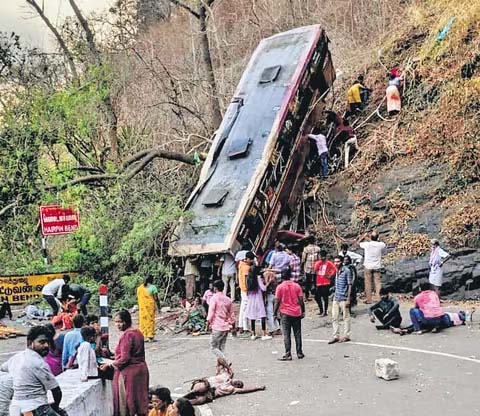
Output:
[198,2,223,130]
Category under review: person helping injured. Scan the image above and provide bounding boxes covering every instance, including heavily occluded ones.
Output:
[368,288,402,330]
[183,358,265,405]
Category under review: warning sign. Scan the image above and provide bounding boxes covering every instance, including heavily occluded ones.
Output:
[40,205,80,236]
[0,273,77,305]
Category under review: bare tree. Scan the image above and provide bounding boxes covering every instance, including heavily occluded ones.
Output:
[25,0,79,81]
[169,0,223,129]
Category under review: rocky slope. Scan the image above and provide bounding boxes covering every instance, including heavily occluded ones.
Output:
[316,0,480,297]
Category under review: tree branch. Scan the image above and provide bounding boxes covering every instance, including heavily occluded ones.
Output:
[68,0,100,63]
[0,201,17,218]
[46,173,119,191]
[47,148,205,191]
[169,0,200,19]
[26,0,78,80]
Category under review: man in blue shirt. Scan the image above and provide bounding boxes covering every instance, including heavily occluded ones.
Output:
[269,244,291,281]
[328,255,352,344]
[62,314,85,369]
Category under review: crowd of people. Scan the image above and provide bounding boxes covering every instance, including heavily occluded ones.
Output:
[0,229,462,416]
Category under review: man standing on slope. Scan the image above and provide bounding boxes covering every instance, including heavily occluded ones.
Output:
[274,270,305,361]
[207,280,236,360]
[359,231,386,303]
[428,239,451,294]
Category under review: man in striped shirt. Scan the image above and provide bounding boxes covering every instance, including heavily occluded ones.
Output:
[286,246,301,282]
[329,255,352,344]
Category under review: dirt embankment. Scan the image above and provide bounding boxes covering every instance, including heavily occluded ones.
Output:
[312,0,480,297]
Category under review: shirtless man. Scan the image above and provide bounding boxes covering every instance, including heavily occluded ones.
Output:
[183,358,265,405]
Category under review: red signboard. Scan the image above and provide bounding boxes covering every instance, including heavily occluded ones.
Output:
[40,205,80,236]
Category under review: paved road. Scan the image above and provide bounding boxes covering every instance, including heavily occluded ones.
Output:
[145,302,480,416]
[2,302,479,415]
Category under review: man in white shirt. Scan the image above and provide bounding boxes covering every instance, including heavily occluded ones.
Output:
[41,275,70,316]
[1,325,64,416]
[339,243,363,266]
[359,232,386,303]
[0,372,13,416]
[218,253,237,301]
[308,130,329,178]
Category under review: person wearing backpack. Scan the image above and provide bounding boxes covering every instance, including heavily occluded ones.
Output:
[245,267,272,341]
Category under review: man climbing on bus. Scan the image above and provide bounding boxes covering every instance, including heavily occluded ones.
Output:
[307,128,329,178]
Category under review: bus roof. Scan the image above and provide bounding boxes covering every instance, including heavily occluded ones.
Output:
[169,25,328,257]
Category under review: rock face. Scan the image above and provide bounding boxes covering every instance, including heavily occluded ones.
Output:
[375,358,399,381]
[324,159,480,298]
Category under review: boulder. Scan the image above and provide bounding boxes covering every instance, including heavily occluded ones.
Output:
[375,358,399,381]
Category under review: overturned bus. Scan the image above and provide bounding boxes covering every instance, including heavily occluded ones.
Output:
[168,25,335,260]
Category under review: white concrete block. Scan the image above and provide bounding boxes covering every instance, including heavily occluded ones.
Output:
[51,369,114,416]
[375,358,399,380]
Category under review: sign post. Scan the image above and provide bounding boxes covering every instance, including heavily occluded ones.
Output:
[41,237,48,265]
[99,284,109,350]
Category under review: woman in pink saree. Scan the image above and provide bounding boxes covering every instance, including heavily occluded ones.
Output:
[101,309,149,416]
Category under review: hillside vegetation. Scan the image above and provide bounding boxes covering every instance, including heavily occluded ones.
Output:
[315,0,479,294]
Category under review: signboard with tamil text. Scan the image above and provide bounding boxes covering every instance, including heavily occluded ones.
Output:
[40,205,80,236]
[0,272,77,304]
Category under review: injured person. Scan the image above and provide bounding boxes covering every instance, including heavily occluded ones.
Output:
[183,358,265,405]
[368,288,402,329]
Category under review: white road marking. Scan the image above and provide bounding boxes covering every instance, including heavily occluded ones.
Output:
[171,336,480,364]
[304,339,480,364]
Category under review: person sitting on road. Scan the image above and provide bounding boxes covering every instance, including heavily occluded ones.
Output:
[183,358,266,406]
[410,282,445,334]
[170,398,195,416]
[149,386,174,416]
[368,288,402,330]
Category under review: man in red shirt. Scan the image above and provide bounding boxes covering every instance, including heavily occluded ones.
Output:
[313,251,337,317]
[274,270,305,361]
[207,280,236,360]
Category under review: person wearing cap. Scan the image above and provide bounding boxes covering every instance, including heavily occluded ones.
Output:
[428,239,451,294]
[359,231,386,303]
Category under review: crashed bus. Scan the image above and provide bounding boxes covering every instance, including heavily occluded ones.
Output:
[168,25,335,260]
